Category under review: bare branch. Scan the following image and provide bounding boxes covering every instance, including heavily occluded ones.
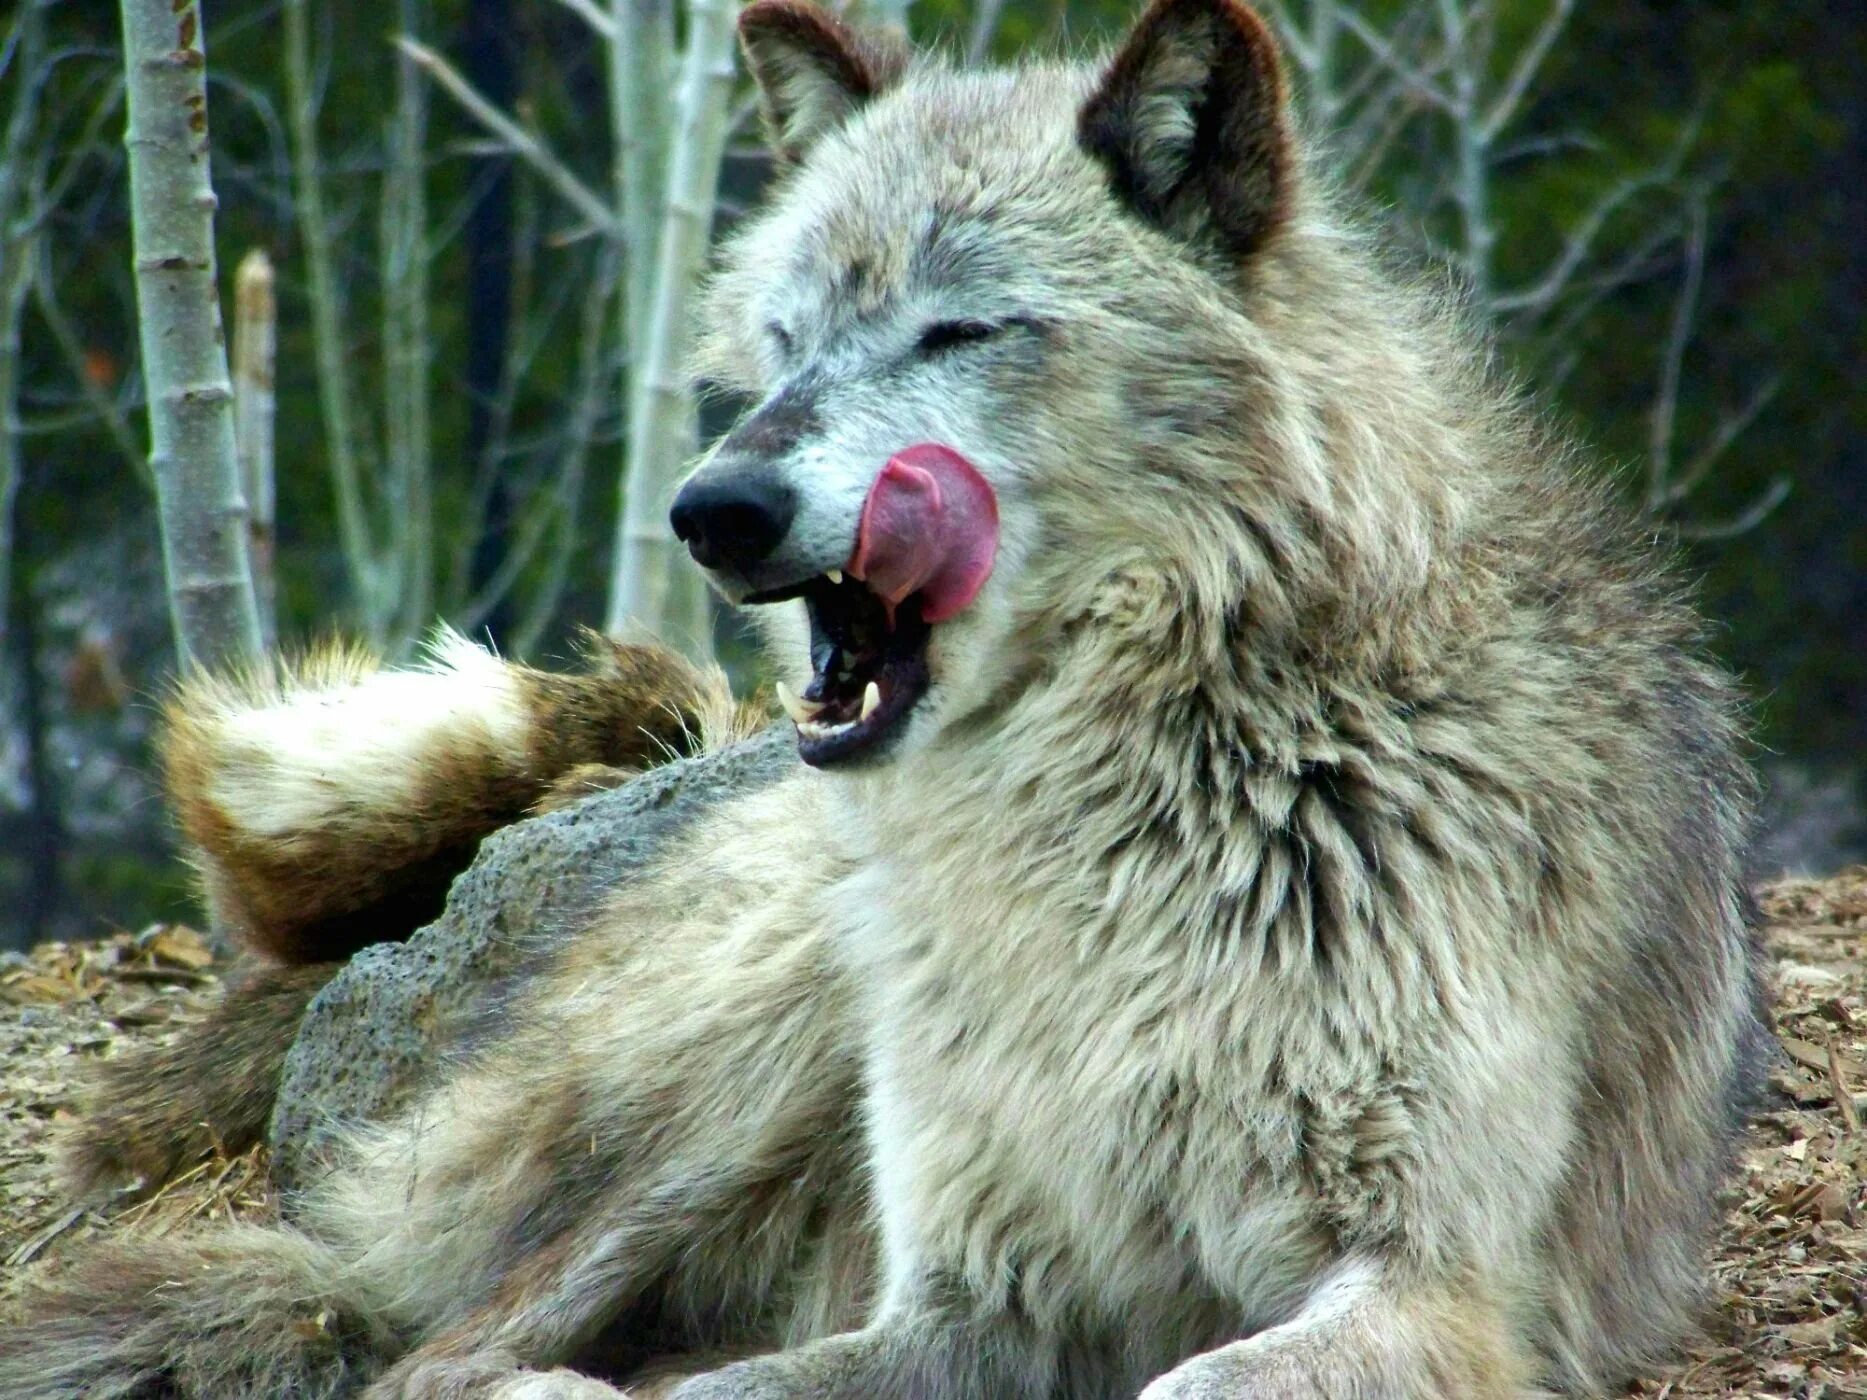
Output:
[396,35,621,237]
[547,0,618,41]
[1663,374,1782,508]
[29,240,148,487]
[1494,131,1598,166]
[1337,76,1429,192]
[1673,478,1790,542]
[1490,169,1672,318]
[1480,0,1573,142]
[1531,222,1679,351]
[0,1,39,646]
[1433,0,1465,50]
[1333,5,1459,116]
[450,174,547,609]
[455,478,568,637]
[286,0,384,640]
[1331,11,1430,117]
[10,42,142,497]
[514,245,622,656]
[21,74,125,235]
[1256,3,1318,76]
[1645,194,1708,510]
[453,233,608,638]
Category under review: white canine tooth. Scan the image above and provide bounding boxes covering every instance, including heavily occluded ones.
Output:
[826,569,844,585]
[775,681,822,724]
[861,681,881,721]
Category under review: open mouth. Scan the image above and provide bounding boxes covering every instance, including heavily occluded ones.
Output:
[767,573,932,766]
[750,443,999,767]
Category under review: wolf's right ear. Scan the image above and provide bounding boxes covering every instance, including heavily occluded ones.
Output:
[1079,0,1293,258]
[739,0,909,163]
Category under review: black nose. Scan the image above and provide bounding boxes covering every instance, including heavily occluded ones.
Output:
[669,468,797,572]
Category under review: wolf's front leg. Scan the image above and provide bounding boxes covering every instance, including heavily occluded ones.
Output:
[370,1349,632,1400]
[487,1373,632,1400]
[1137,1261,1541,1400]
[667,1310,1055,1400]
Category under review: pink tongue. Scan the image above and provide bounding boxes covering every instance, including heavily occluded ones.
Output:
[848,444,999,624]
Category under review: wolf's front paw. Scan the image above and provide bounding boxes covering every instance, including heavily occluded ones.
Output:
[486,1369,630,1400]
[380,1356,630,1400]
[668,1329,883,1400]
[666,1373,778,1400]
[1139,1344,1303,1400]
[667,1357,806,1400]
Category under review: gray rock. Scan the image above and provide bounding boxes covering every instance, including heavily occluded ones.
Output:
[268,727,797,1191]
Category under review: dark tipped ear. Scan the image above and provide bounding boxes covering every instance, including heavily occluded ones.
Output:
[738,0,909,163]
[1079,0,1293,257]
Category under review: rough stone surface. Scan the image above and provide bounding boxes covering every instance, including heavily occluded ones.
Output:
[268,728,797,1190]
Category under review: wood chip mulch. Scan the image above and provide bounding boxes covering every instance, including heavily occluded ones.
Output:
[1641,871,1867,1399]
[0,924,272,1294]
[2,876,1866,1395]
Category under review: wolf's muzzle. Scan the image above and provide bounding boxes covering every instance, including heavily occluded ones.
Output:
[669,465,797,573]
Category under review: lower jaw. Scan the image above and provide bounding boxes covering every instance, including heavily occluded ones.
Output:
[798,719,908,768]
[795,671,929,768]
[760,577,934,767]
[800,732,894,769]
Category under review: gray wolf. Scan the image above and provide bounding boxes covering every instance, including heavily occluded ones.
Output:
[0,0,1768,1395]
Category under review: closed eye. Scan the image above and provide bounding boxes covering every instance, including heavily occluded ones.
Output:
[917,320,1004,357]
[766,321,796,358]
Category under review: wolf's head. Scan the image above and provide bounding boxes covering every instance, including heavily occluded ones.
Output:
[676,0,1376,770]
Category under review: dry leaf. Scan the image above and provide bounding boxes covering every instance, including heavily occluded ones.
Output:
[143,926,215,971]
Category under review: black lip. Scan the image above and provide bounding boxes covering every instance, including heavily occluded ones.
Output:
[742,580,813,606]
[742,575,934,767]
[795,648,930,767]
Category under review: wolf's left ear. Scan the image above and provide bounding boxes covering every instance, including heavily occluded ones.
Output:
[1079,0,1293,257]
[739,0,909,163]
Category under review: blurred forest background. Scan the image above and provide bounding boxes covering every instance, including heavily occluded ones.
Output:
[0,0,1861,948]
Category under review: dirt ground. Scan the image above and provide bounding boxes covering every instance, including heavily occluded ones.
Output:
[3,875,1865,1397]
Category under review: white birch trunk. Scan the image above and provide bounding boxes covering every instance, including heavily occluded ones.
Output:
[603,0,737,640]
[118,0,261,672]
[610,0,670,375]
[232,248,277,650]
[385,0,434,642]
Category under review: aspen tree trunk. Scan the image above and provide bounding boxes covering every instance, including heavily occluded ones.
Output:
[232,249,278,650]
[604,0,674,642]
[385,0,435,641]
[119,0,262,672]
[866,0,914,34]
[609,0,669,382]
[603,0,737,639]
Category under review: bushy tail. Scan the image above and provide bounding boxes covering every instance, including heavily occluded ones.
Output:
[0,1224,400,1399]
[162,627,750,964]
[57,962,333,1199]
